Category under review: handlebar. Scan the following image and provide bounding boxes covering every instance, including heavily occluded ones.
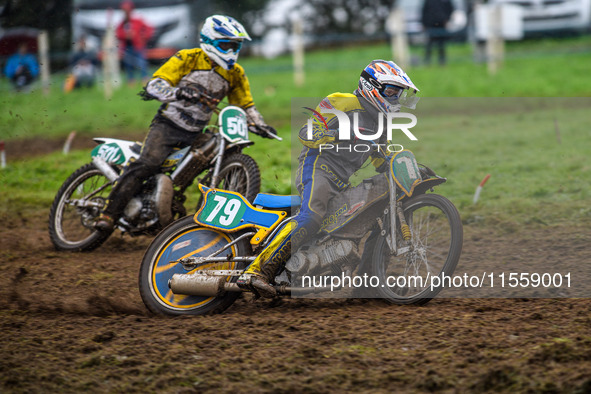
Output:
[183,90,282,141]
[248,124,282,141]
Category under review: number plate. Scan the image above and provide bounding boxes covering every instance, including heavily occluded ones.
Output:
[199,193,247,228]
[90,143,125,164]
[390,150,421,197]
[194,186,286,234]
[219,106,249,143]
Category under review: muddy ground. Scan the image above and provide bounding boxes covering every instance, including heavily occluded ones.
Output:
[1,207,590,393]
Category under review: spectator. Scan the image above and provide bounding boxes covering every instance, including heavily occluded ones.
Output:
[421,0,454,66]
[116,0,154,85]
[3,42,39,90]
[64,36,99,92]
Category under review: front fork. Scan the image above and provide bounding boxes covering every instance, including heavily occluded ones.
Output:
[209,137,226,189]
[385,177,412,256]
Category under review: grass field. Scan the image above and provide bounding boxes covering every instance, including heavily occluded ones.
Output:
[1,37,590,229]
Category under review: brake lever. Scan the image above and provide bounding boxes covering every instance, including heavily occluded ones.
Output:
[266,132,282,141]
[248,125,283,141]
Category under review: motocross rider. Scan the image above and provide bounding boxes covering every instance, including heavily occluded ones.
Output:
[238,60,420,298]
[95,15,277,231]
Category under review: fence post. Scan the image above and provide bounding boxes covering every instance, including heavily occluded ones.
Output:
[387,8,410,70]
[38,30,50,95]
[292,18,305,87]
[102,8,121,99]
[486,4,504,75]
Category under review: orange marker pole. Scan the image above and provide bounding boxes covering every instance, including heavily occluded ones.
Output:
[473,174,491,204]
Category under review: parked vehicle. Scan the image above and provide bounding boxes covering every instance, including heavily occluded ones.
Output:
[490,0,591,35]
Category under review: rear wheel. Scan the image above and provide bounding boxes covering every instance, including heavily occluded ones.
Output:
[139,215,249,316]
[371,194,463,305]
[48,163,114,252]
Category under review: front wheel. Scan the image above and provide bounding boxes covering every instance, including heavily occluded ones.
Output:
[214,153,261,202]
[370,193,463,305]
[139,215,249,316]
[48,163,114,252]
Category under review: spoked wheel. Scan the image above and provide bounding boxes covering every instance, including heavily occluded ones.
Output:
[371,194,463,305]
[215,153,260,202]
[139,215,249,316]
[48,163,115,252]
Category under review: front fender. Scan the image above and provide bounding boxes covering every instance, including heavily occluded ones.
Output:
[397,177,447,202]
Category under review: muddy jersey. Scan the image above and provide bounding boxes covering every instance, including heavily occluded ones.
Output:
[145,48,255,132]
[297,93,386,187]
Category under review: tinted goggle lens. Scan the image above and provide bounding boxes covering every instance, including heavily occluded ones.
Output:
[381,84,404,98]
[216,40,241,53]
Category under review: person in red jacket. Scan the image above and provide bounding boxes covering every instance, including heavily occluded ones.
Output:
[116,0,154,84]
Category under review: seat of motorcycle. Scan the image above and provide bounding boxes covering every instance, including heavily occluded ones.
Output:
[130,142,142,155]
[253,193,301,209]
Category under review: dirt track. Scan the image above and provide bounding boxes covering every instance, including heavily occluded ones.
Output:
[1,209,591,392]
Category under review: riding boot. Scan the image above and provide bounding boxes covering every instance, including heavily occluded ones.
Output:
[238,220,298,298]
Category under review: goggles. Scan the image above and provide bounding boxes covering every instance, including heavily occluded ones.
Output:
[380,84,405,99]
[215,39,242,53]
[201,34,242,54]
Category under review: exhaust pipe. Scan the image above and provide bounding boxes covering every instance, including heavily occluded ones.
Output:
[169,273,240,297]
[92,156,119,182]
[170,273,339,297]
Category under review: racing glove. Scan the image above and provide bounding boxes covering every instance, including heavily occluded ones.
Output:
[249,124,279,139]
[245,106,278,139]
[373,155,392,173]
[175,86,201,103]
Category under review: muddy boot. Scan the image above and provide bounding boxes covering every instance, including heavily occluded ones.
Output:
[94,213,115,232]
[237,274,276,299]
[250,275,277,299]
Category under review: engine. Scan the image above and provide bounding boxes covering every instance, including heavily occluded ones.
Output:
[285,239,360,276]
[123,174,173,228]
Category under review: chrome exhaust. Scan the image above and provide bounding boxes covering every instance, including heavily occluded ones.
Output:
[92,156,119,182]
[169,273,240,297]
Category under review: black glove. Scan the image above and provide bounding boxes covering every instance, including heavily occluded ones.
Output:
[376,156,392,173]
[175,86,201,103]
[250,124,278,139]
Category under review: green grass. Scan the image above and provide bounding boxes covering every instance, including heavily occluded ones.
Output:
[1,36,590,227]
[406,98,591,228]
[1,35,591,141]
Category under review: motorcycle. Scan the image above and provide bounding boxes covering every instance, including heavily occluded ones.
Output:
[49,100,281,252]
[138,147,463,316]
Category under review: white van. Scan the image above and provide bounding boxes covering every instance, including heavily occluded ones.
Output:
[490,0,591,35]
[72,0,195,60]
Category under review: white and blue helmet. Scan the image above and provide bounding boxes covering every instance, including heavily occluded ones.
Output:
[200,15,251,70]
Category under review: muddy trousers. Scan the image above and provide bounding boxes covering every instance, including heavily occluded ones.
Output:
[245,164,342,281]
[103,118,204,219]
